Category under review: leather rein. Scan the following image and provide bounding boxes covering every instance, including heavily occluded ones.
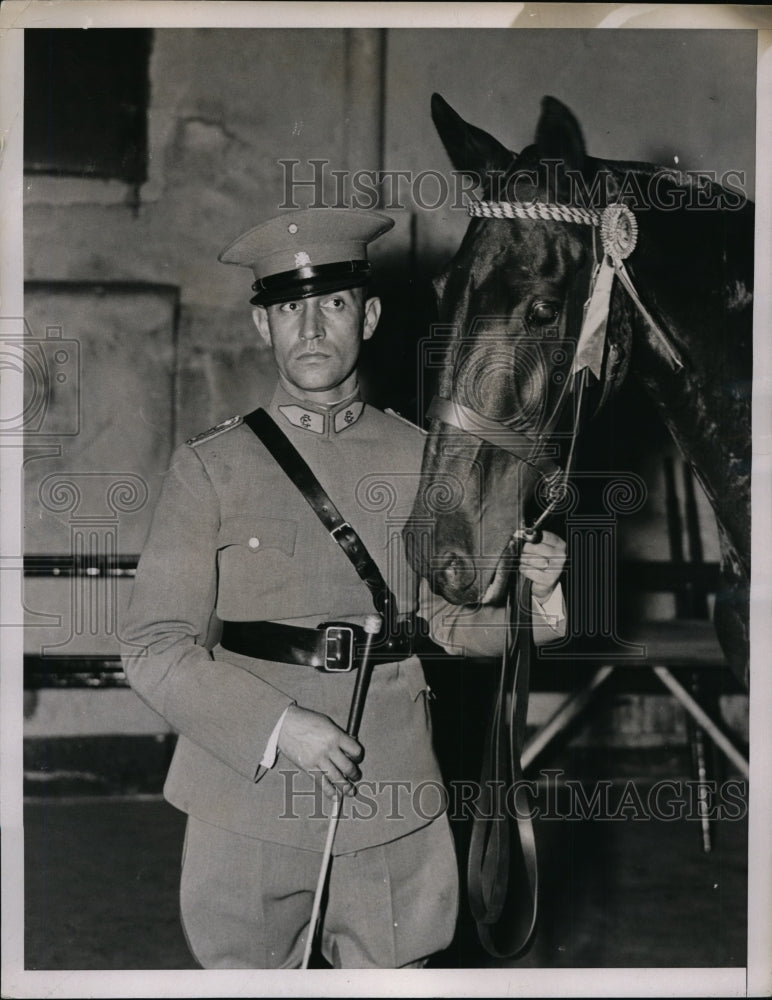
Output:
[429,196,683,958]
[428,340,588,961]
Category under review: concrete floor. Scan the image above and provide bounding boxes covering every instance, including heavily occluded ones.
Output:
[24,779,747,971]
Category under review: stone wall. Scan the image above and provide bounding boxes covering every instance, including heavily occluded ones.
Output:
[21,27,754,749]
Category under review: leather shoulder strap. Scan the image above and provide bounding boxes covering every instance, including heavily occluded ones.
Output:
[243,408,397,622]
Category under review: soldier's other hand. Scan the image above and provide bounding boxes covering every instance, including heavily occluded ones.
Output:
[277,704,364,800]
[519,530,566,602]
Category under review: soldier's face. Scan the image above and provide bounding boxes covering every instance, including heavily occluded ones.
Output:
[253,288,381,402]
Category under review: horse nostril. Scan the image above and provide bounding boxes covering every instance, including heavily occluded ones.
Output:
[436,551,476,595]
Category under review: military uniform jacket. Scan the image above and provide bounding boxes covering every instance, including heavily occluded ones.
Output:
[123,383,468,856]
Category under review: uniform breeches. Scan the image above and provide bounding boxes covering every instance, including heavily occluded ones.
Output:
[179,813,459,969]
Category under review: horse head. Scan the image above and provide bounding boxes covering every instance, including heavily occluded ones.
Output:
[404,94,752,684]
[405,94,619,606]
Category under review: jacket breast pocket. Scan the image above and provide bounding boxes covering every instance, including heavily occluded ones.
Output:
[216,515,299,617]
[217,515,297,558]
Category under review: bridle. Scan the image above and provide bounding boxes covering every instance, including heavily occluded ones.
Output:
[428,197,685,541]
[467,198,684,373]
[425,196,685,958]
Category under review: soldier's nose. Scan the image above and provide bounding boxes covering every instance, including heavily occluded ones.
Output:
[300,303,323,341]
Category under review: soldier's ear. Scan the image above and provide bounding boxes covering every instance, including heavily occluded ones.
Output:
[362,296,381,341]
[252,306,272,346]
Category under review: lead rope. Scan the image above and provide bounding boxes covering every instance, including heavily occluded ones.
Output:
[463,195,681,958]
[466,362,589,958]
[520,367,588,539]
[467,556,538,956]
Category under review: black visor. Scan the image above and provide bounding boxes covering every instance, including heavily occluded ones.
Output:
[250,260,371,306]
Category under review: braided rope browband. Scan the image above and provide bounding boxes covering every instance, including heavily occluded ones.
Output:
[468,199,602,228]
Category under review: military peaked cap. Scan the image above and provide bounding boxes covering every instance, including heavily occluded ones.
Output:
[218,208,395,306]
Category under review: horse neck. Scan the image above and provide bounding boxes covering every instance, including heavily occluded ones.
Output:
[599,160,754,332]
[602,163,753,572]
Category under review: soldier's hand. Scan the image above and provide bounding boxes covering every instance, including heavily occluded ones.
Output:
[519,530,566,602]
[277,704,364,800]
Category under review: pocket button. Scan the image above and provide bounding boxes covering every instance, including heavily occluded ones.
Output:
[248,536,260,550]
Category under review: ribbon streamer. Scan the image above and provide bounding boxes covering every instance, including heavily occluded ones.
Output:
[613,259,684,372]
[572,259,616,380]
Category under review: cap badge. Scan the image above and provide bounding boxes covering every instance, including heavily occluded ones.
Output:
[294,251,311,267]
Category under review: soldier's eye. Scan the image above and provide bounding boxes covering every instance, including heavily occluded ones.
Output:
[280,301,301,312]
[324,297,345,309]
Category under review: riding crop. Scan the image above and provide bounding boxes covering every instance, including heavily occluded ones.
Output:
[300,612,382,969]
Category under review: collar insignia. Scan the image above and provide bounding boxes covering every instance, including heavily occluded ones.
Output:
[278,400,365,436]
[333,401,364,433]
[278,405,325,434]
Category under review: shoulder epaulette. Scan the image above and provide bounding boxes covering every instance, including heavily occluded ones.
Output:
[186,415,243,447]
[384,407,426,434]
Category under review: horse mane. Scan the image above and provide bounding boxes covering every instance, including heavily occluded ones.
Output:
[499,148,754,215]
[494,149,754,303]
[602,157,754,208]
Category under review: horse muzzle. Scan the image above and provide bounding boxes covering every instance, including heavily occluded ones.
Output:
[433,541,523,606]
[431,550,478,604]
[404,508,524,606]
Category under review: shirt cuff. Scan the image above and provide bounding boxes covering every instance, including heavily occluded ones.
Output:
[531,582,566,633]
[260,704,292,769]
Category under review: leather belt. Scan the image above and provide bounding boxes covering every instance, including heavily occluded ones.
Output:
[221,618,416,672]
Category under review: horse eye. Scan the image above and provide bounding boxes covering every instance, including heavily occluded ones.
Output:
[528,300,560,326]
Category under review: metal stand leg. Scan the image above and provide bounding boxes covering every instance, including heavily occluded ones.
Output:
[686,671,713,853]
[521,666,615,770]
[652,665,749,778]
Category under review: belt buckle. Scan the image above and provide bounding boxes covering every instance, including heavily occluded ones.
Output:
[330,522,354,545]
[322,625,354,672]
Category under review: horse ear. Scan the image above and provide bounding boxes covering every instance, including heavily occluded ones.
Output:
[431,93,514,181]
[534,96,586,171]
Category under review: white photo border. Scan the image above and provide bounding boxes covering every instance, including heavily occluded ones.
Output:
[1,3,770,997]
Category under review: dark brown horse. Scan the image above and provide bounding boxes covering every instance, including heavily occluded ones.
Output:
[405,93,753,689]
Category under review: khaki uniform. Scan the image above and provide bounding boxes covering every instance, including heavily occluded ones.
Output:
[123,382,474,966]
[123,382,454,851]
